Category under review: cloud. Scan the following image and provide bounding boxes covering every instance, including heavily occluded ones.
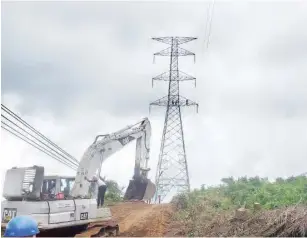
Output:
[1,1,307,201]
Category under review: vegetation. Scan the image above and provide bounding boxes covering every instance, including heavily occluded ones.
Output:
[171,175,307,237]
[104,179,125,204]
[173,175,307,210]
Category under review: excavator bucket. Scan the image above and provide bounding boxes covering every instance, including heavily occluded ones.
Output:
[124,178,156,201]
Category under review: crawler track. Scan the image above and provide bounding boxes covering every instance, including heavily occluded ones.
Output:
[75,220,119,237]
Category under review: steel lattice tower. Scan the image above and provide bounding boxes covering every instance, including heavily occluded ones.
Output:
[149,37,198,202]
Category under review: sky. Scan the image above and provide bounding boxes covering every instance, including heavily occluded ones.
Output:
[1,1,307,201]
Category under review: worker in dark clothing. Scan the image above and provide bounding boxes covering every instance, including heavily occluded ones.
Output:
[85,175,107,208]
[97,182,107,207]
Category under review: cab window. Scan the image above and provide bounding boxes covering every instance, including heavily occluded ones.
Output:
[41,179,56,194]
[60,178,75,196]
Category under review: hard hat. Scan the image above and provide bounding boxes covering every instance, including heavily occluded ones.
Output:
[4,215,39,237]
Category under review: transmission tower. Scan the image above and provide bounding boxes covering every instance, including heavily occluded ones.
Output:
[150,37,198,202]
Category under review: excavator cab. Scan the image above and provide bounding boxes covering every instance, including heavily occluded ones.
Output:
[41,176,75,200]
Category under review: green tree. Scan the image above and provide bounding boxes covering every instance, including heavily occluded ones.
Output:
[104,179,124,202]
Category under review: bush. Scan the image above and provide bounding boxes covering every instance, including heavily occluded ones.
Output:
[104,179,124,202]
[171,193,188,210]
[172,175,307,236]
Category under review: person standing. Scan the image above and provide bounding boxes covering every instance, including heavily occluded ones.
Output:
[85,175,107,208]
[48,181,56,199]
[97,178,107,207]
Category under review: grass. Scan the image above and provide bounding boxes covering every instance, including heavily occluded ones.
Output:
[170,175,307,237]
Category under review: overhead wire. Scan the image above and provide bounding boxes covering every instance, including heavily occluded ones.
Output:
[1,122,78,171]
[1,104,79,164]
[206,0,215,49]
[1,114,79,168]
[200,0,215,59]
[1,104,80,170]
[203,2,211,49]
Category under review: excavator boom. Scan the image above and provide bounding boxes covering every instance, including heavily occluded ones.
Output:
[70,117,156,201]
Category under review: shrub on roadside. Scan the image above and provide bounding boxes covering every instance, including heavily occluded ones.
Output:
[171,192,188,210]
[172,175,307,237]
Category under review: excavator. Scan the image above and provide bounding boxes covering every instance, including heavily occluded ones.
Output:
[1,117,156,237]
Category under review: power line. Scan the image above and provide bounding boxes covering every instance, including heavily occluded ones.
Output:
[1,104,79,164]
[1,114,79,168]
[1,122,78,171]
[1,104,80,170]
[204,2,211,46]
[1,120,78,170]
[206,0,215,48]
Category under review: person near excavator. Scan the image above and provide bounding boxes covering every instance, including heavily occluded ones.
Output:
[85,175,107,208]
[48,181,56,199]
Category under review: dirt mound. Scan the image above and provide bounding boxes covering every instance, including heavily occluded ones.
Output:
[110,201,173,236]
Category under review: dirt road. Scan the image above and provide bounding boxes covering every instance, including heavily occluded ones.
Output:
[110,201,173,236]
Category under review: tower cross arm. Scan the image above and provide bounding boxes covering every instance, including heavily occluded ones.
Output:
[149,96,199,113]
[153,71,196,82]
[154,47,195,57]
[149,96,169,107]
[177,96,199,109]
[152,37,197,45]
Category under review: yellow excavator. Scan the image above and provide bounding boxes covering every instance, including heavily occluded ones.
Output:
[1,117,156,236]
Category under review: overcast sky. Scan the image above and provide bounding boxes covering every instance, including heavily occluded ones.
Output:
[1,1,307,201]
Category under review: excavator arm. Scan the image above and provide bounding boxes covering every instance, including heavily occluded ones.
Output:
[70,118,155,201]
